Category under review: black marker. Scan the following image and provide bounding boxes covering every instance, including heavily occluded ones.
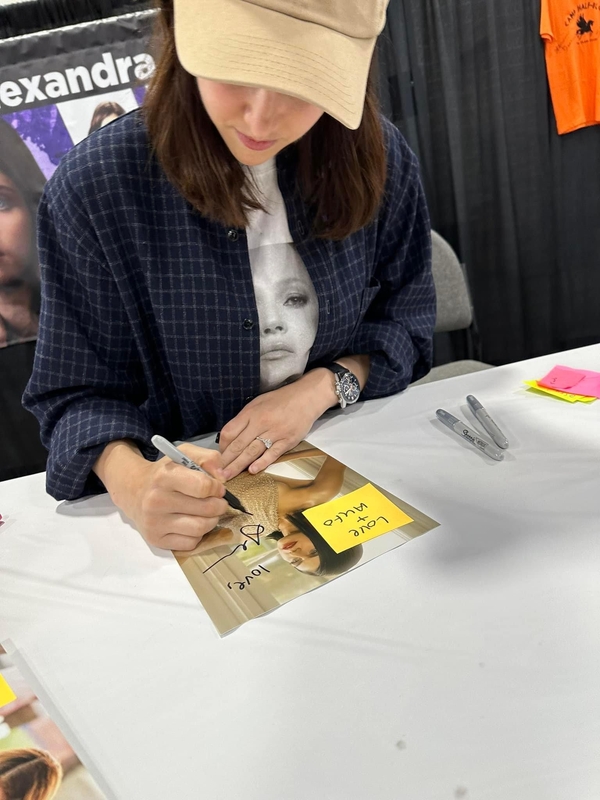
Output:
[151,435,252,515]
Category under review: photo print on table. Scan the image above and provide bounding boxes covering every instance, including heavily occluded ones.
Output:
[175,443,439,635]
[0,646,107,799]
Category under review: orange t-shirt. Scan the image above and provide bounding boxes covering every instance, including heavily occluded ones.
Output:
[541,0,600,134]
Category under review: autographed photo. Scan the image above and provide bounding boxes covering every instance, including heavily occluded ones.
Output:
[176,444,439,635]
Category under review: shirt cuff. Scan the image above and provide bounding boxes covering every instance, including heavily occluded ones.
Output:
[352,321,431,400]
[45,399,156,500]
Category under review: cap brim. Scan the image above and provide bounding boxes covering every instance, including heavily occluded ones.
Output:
[174,0,376,130]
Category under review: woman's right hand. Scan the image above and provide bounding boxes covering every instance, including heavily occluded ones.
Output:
[94,441,230,552]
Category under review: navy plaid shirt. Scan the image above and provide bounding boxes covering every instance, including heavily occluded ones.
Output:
[23,111,435,500]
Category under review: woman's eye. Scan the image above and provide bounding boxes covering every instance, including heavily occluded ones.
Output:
[0,195,12,212]
[309,550,318,558]
[290,557,302,566]
[284,293,308,307]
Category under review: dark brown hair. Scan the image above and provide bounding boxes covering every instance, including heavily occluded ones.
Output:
[267,514,363,576]
[88,101,126,135]
[143,0,387,240]
[0,748,63,800]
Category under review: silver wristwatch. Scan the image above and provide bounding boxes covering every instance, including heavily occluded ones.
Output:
[323,362,361,409]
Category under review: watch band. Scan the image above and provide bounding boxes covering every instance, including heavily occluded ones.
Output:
[323,362,350,378]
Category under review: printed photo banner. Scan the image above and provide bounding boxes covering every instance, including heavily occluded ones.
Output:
[0,10,155,348]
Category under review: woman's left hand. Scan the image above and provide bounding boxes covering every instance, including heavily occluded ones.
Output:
[219,369,336,480]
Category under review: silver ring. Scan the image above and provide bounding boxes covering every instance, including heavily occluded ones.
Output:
[255,436,273,449]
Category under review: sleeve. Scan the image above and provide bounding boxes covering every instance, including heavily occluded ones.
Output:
[22,172,155,501]
[540,0,553,41]
[347,122,436,400]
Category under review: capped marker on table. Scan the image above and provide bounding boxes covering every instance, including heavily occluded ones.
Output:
[436,409,505,461]
[151,435,252,516]
[466,395,509,449]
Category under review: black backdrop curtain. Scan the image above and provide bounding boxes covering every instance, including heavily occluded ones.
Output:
[0,0,149,39]
[379,0,600,365]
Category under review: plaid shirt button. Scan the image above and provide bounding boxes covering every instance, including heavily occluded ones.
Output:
[227,229,239,241]
[243,319,254,330]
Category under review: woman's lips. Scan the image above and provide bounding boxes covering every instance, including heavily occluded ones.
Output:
[281,541,297,551]
[261,347,293,361]
[236,130,277,151]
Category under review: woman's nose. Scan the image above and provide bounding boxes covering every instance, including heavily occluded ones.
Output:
[261,304,288,335]
[244,88,280,137]
[263,319,286,335]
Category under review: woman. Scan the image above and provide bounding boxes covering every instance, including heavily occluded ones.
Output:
[0,748,62,800]
[177,447,364,576]
[87,101,126,136]
[23,0,436,555]
[0,119,45,347]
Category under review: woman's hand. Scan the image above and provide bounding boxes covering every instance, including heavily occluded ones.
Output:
[173,526,236,558]
[219,369,337,480]
[94,441,230,552]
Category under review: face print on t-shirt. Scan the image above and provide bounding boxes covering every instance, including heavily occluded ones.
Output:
[250,242,318,392]
[244,159,319,393]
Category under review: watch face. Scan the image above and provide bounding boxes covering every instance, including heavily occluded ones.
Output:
[339,372,361,404]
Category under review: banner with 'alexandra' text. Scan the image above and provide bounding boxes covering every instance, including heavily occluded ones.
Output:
[0,10,155,348]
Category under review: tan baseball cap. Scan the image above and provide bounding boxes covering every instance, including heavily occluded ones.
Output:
[173,0,391,130]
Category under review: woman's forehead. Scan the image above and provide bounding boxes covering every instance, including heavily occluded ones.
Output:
[0,171,15,187]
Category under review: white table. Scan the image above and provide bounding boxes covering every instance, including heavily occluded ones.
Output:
[1,346,599,800]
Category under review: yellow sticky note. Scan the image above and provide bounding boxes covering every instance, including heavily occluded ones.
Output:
[0,674,16,707]
[302,483,413,554]
[524,380,596,403]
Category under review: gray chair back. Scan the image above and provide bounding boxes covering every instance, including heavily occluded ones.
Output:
[431,230,473,333]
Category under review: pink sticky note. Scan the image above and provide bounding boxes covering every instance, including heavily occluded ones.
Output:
[538,365,600,398]
[538,366,587,391]
[571,373,600,398]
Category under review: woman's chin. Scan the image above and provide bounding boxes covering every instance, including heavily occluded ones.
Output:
[259,369,303,394]
[0,276,26,292]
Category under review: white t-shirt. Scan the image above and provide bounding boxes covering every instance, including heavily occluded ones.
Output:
[244,158,319,393]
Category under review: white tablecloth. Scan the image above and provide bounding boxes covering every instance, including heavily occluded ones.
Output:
[1,345,599,800]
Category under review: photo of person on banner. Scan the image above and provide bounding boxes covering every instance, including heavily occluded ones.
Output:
[87,102,126,136]
[0,119,45,348]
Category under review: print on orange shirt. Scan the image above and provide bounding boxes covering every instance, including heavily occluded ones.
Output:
[541,0,600,133]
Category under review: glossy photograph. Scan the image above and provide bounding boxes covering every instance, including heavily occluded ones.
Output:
[0,648,106,799]
[176,443,439,635]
